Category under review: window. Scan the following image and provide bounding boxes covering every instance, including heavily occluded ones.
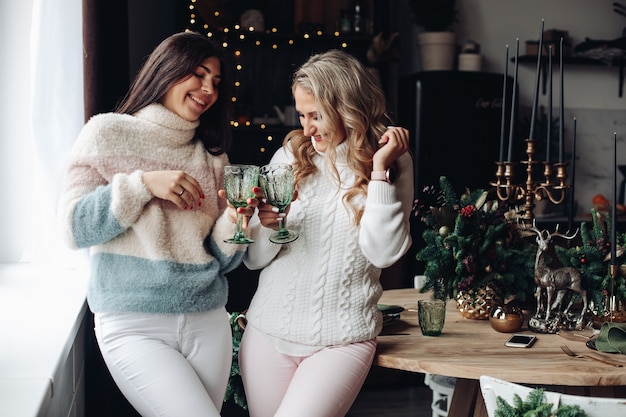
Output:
[0,0,84,267]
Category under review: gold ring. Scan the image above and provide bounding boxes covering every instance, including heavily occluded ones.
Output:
[177,189,185,196]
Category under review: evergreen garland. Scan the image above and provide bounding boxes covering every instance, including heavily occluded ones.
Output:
[495,388,588,417]
[224,312,247,410]
[414,176,536,301]
[554,208,626,314]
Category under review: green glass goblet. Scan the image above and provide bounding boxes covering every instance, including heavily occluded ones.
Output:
[259,163,299,244]
[223,164,259,244]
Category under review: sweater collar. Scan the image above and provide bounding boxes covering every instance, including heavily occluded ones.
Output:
[311,137,349,163]
[134,103,200,145]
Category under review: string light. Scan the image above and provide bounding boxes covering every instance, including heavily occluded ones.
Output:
[184,1,369,157]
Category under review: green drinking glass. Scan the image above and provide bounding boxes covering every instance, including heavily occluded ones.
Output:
[223,164,259,244]
[259,163,299,244]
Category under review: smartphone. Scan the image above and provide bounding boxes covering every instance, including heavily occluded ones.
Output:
[504,334,537,348]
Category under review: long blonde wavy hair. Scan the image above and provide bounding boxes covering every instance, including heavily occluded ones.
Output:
[286,50,394,225]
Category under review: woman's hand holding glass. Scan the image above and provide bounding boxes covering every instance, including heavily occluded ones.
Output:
[222,164,261,244]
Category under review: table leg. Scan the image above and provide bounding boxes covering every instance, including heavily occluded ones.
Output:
[447,378,488,417]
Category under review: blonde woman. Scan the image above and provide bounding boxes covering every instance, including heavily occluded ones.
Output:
[240,50,414,417]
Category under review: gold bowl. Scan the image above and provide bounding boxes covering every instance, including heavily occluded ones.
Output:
[489,305,524,333]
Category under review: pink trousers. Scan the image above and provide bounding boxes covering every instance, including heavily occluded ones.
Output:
[94,309,232,417]
[239,325,376,417]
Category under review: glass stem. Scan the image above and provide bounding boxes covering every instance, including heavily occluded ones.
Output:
[234,212,246,240]
[277,214,289,237]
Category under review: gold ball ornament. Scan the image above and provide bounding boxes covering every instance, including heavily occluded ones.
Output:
[489,304,524,333]
[439,225,450,237]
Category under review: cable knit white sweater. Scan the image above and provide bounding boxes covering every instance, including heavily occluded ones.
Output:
[244,140,413,350]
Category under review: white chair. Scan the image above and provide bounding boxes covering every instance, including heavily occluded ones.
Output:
[479,375,626,417]
[424,373,457,417]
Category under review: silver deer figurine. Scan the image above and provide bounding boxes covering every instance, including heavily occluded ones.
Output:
[522,221,588,331]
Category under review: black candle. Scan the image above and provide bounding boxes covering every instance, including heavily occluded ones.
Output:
[500,44,509,163]
[567,118,577,232]
[612,132,618,266]
[508,39,519,162]
[547,46,553,162]
[529,19,544,140]
[559,37,565,163]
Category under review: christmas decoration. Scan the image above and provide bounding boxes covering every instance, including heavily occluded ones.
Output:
[224,312,247,410]
[414,176,536,302]
[456,283,503,320]
[520,221,589,333]
[554,208,626,320]
[495,388,588,417]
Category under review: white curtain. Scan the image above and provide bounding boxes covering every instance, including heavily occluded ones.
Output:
[27,0,86,267]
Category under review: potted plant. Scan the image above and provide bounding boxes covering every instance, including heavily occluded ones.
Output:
[413,176,536,318]
[407,0,459,70]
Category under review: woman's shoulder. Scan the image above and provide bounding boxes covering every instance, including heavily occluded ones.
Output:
[73,112,137,154]
[270,142,295,164]
[80,112,136,139]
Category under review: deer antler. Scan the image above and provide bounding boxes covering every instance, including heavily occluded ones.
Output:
[548,224,579,241]
[517,218,546,240]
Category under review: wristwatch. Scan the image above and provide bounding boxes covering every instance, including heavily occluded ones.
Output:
[370,168,396,184]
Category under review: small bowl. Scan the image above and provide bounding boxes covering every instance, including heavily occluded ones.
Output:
[489,305,524,333]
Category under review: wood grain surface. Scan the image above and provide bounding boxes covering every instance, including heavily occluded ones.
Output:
[375,289,626,386]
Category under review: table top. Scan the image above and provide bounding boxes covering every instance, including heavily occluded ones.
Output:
[375,289,626,387]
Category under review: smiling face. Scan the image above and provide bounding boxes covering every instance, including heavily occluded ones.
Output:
[160,56,221,122]
[293,85,345,153]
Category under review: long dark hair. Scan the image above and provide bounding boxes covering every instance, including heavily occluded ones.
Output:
[116,31,232,155]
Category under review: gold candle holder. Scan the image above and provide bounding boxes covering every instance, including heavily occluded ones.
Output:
[491,138,570,223]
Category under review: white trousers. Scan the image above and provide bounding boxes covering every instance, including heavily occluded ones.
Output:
[239,325,376,417]
[94,308,232,417]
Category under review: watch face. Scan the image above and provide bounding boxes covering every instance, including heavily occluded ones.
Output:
[387,168,396,184]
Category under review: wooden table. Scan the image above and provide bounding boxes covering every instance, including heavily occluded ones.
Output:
[375,289,626,417]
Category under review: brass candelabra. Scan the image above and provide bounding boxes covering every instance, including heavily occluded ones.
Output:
[491,138,570,222]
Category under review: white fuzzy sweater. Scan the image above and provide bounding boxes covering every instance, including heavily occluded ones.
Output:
[244,141,413,350]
